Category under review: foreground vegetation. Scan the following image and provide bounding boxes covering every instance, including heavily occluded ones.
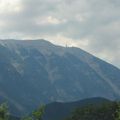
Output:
[66,102,120,120]
[0,103,45,120]
[0,102,120,120]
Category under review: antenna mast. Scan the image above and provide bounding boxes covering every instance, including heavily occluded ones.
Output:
[66,43,68,48]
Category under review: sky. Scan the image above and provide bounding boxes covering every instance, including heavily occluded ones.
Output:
[0,0,120,68]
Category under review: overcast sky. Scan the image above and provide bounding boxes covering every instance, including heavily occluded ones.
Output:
[0,0,120,68]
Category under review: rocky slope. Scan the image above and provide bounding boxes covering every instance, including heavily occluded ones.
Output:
[0,39,120,115]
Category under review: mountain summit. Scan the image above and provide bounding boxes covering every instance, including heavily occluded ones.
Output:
[0,39,120,115]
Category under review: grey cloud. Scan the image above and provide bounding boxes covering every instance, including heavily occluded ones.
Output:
[0,0,120,68]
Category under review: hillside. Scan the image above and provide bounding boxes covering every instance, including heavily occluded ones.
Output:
[43,97,111,120]
[65,101,120,120]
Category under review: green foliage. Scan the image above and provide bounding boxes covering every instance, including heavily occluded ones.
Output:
[21,116,33,120]
[115,102,120,120]
[1,101,120,120]
[0,103,9,120]
[21,105,45,120]
[32,105,45,120]
[66,102,118,120]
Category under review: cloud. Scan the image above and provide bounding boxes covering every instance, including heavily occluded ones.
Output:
[0,0,22,13]
[0,0,120,68]
[35,16,66,25]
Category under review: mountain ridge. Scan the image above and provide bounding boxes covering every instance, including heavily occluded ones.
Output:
[0,39,120,115]
[0,39,118,69]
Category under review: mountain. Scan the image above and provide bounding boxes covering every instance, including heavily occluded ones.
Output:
[43,97,111,120]
[0,39,120,115]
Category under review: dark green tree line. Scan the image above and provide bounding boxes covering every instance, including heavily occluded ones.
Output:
[66,102,120,120]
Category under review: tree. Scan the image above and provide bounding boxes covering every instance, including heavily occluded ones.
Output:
[115,102,120,120]
[0,103,9,120]
[65,102,118,120]
[21,116,33,120]
[21,105,45,120]
[32,105,45,120]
